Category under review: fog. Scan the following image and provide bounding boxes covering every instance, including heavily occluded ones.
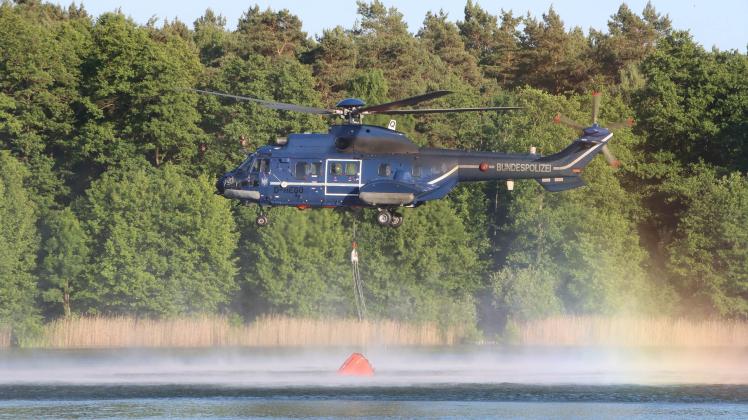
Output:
[1,346,746,386]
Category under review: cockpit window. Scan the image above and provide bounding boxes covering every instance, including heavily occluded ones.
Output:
[256,158,270,174]
[238,154,255,172]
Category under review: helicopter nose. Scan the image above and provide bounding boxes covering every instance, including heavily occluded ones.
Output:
[215,174,227,194]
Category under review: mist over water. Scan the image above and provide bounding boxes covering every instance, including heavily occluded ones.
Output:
[1,346,747,418]
[1,346,747,386]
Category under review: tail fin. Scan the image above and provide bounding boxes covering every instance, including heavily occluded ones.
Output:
[538,131,613,173]
[534,130,612,192]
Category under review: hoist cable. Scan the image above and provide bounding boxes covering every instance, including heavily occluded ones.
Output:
[350,218,366,321]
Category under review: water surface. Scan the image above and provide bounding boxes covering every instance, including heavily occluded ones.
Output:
[1,346,746,418]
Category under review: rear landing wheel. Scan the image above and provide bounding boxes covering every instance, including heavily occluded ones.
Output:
[376,210,391,226]
[256,214,269,227]
[389,212,403,228]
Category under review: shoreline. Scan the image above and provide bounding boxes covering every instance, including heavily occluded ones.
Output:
[3,315,748,349]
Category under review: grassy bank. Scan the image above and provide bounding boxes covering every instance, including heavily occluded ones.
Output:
[517,316,748,347]
[19,316,465,348]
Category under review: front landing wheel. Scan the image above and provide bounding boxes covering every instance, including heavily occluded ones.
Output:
[256,214,269,227]
[376,210,391,226]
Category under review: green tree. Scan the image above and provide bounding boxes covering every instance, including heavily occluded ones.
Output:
[0,3,86,210]
[418,10,482,86]
[354,1,437,97]
[235,6,310,58]
[458,1,521,85]
[39,208,89,318]
[192,9,233,67]
[197,54,326,174]
[0,151,40,340]
[490,88,660,321]
[664,165,748,318]
[355,200,482,324]
[0,3,81,159]
[518,7,595,93]
[76,13,204,168]
[491,266,562,324]
[346,68,390,127]
[241,207,351,317]
[634,31,748,170]
[310,26,358,102]
[591,2,670,84]
[78,161,239,316]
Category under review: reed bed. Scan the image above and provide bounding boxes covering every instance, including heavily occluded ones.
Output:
[32,315,463,349]
[518,316,748,347]
[10,315,748,349]
[0,326,10,348]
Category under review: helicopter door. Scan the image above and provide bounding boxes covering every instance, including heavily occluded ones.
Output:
[253,157,271,200]
[325,159,361,196]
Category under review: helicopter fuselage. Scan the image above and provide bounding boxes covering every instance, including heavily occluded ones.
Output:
[217,123,612,218]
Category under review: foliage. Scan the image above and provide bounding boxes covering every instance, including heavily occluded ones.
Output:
[354,200,482,324]
[77,161,239,316]
[241,207,351,317]
[75,13,205,168]
[491,267,562,323]
[664,165,748,318]
[0,0,746,346]
[38,208,89,318]
[635,31,748,171]
[0,151,41,341]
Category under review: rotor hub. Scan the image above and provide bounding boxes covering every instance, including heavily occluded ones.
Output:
[335,98,367,123]
[335,98,366,109]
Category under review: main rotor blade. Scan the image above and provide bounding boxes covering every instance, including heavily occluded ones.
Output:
[601,145,621,168]
[191,89,337,115]
[368,106,523,115]
[591,92,601,124]
[553,113,585,131]
[353,90,453,115]
[606,117,635,130]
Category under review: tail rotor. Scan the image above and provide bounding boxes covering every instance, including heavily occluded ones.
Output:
[553,92,634,169]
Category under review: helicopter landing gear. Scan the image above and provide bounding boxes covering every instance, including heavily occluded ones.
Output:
[376,209,391,226]
[256,207,270,227]
[375,209,404,228]
[389,212,404,228]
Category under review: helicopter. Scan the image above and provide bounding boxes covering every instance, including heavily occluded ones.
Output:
[202,89,626,227]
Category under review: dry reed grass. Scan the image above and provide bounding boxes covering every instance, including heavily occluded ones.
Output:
[10,315,748,349]
[518,316,748,347]
[0,326,10,348]
[31,315,464,349]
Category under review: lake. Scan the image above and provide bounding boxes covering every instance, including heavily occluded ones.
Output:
[1,346,746,418]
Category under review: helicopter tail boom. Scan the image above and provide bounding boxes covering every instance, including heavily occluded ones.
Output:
[538,132,612,173]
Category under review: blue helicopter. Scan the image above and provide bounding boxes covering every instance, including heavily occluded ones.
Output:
[204,90,623,227]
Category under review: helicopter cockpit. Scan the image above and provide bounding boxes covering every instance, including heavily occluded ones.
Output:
[228,153,269,187]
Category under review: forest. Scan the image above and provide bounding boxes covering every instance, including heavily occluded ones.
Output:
[0,0,746,343]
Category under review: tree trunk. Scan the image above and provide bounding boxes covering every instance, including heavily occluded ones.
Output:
[63,291,71,318]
